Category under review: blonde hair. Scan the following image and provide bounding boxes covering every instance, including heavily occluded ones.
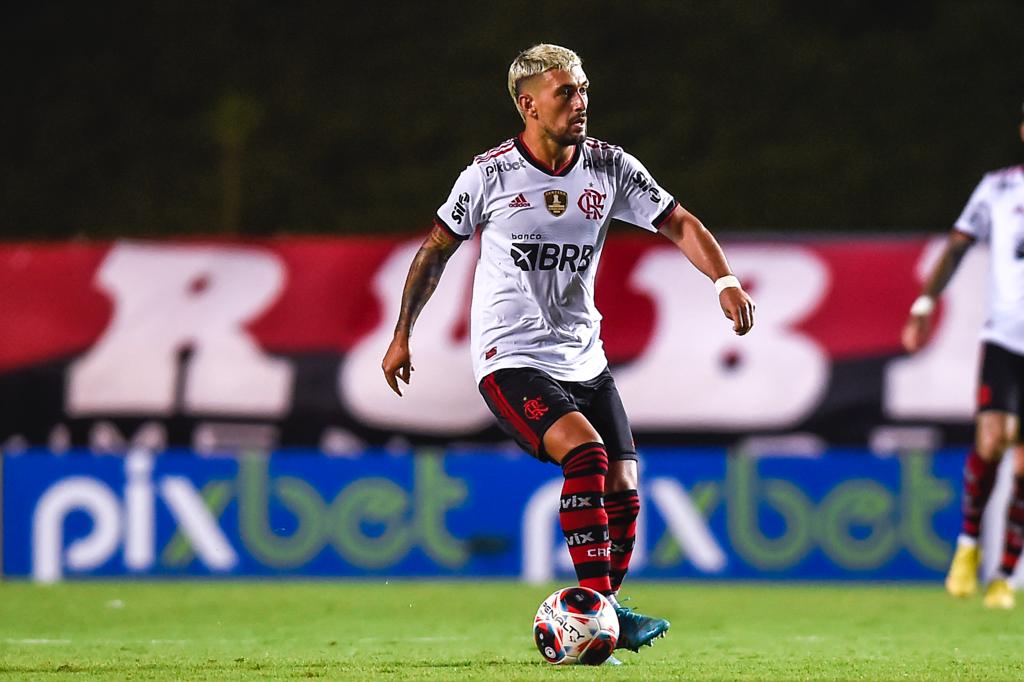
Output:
[507,44,583,121]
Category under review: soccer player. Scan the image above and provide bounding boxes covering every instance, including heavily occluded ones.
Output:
[901,105,1024,609]
[382,44,756,652]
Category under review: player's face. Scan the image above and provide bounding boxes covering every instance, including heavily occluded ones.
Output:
[525,67,589,146]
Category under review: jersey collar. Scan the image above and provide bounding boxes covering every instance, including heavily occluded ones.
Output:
[514,134,582,177]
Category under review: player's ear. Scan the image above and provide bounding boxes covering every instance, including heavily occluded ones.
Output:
[518,92,537,119]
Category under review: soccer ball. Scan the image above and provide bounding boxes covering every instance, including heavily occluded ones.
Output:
[533,586,619,665]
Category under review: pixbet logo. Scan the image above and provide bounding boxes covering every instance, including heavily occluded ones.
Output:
[484,159,525,176]
[26,451,468,581]
[31,450,237,583]
[523,453,955,584]
[582,156,617,171]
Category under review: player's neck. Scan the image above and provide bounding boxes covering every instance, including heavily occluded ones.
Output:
[519,130,577,172]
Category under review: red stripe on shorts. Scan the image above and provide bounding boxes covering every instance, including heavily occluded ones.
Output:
[482,374,540,452]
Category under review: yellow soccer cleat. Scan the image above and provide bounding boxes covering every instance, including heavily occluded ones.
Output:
[983,579,1015,609]
[944,544,980,598]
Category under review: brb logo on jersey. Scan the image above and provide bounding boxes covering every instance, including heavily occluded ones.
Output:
[577,188,606,220]
[511,243,595,273]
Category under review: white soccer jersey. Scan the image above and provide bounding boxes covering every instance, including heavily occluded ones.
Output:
[954,164,1024,355]
[436,135,678,383]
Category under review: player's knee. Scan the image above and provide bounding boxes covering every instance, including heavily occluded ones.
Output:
[1012,447,1024,477]
[976,413,1013,460]
[976,430,1010,461]
[605,475,633,494]
[544,413,602,460]
[605,461,638,493]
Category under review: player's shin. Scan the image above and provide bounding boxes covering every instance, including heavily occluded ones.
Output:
[560,442,612,595]
[999,474,1024,578]
[605,489,640,593]
[961,450,998,540]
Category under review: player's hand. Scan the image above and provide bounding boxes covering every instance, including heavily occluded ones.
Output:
[382,335,414,396]
[720,287,755,336]
[901,314,932,353]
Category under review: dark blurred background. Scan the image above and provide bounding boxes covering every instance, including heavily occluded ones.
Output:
[3,0,1021,240]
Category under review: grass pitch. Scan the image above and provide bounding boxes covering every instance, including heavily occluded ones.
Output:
[0,580,1021,680]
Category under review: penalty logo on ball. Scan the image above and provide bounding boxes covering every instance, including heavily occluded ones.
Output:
[532,586,619,666]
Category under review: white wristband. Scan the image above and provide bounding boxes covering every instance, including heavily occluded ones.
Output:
[910,295,935,317]
[714,275,741,295]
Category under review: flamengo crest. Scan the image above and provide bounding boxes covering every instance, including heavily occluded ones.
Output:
[523,396,549,421]
[577,188,606,220]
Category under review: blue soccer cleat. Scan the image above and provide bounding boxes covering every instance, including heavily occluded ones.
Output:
[614,605,670,652]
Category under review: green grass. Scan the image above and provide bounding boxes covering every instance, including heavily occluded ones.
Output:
[0,581,1021,680]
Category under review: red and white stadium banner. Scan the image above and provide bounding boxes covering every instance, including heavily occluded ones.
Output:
[0,233,985,452]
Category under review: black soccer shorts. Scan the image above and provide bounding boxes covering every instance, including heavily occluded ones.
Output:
[478,366,638,464]
[978,341,1024,421]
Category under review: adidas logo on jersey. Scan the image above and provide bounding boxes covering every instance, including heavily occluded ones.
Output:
[508,193,531,208]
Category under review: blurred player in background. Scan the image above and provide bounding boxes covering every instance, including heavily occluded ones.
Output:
[902,104,1024,609]
[382,44,755,656]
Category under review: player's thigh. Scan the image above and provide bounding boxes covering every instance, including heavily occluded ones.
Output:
[976,342,1023,457]
[574,368,638,475]
[478,367,577,462]
[542,411,603,462]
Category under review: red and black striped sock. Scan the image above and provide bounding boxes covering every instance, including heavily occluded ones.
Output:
[961,450,998,539]
[559,442,611,595]
[999,474,1024,578]
[605,489,640,593]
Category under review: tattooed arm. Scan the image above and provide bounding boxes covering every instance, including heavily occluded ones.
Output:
[382,223,463,396]
[901,229,975,353]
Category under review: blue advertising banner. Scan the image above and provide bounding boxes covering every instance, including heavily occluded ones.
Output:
[1,447,965,582]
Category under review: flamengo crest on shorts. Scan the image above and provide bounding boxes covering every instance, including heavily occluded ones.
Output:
[436,135,678,383]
